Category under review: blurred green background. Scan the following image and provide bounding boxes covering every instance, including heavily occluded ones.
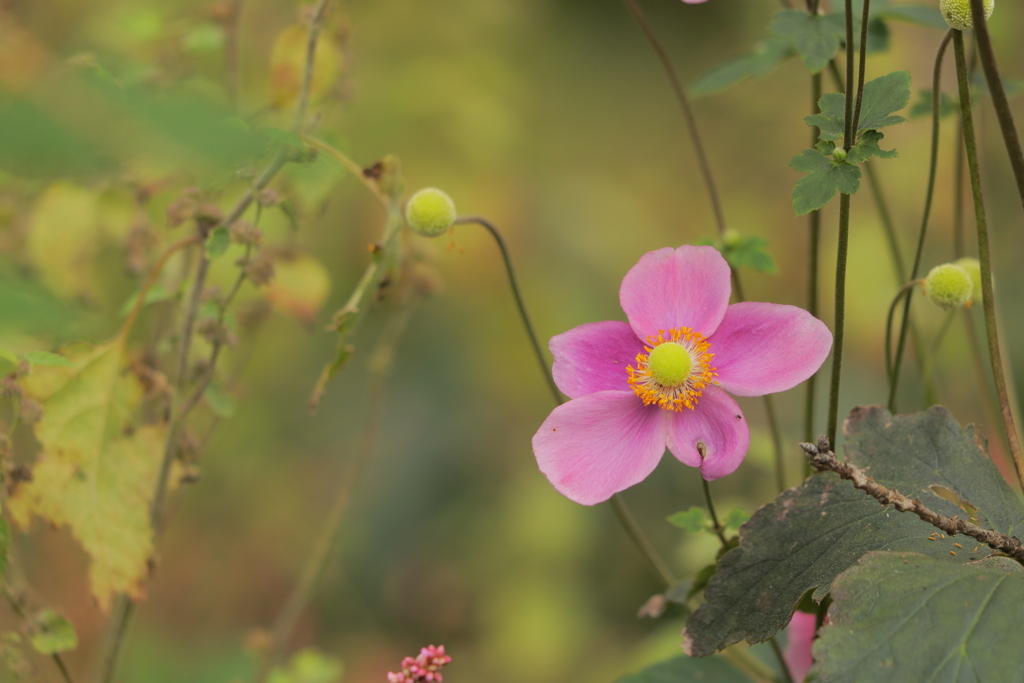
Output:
[1,0,1024,680]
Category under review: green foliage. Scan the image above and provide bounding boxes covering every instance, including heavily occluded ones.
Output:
[119,285,175,318]
[689,36,793,98]
[910,89,958,119]
[667,507,708,534]
[29,609,77,655]
[203,383,237,419]
[616,654,755,683]
[24,351,73,368]
[7,341,170,610]
[812,552,1024,681]
[206,227,231,260]
[268,648,344,683]
[770,11,846,75]
[698,233,777,274]
[791,71,910,213]
[805,71,911,142]
[789,149,862,216]
[723,509,750,535]
[683,406,1022,657]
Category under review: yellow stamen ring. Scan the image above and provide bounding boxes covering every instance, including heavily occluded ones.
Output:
[626,327,717,412]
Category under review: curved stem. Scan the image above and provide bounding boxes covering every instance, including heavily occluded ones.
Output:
[953,30,1024,490]
[620,0,727,236]
[888,30,953,413]
[850,0,871,135]
[454,216,561,405]
[966,0,1024,217]
[456,215,676,587]
[884,280,921,394]
[701,478,728,549]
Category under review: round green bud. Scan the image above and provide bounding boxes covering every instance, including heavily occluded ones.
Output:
[940,0,994,31]
[722,229,743,250]
[405,188,457,237]
[648,342,693,388]
[924,263,973,311]
[832,147,848,163]
[954,257,983,304]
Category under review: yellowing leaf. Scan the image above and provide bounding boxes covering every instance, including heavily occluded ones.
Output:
[7,341,168,611]
[261,252,331,324]
[269,24,343,110]
[26,182,99,299]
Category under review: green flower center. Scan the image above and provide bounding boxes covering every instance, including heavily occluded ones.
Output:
[646,342,693,388]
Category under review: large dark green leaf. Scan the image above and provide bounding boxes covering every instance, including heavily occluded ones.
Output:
[617,654,755,683]
[683,406,1023,657]
[805,71,911,141]
[812,551,1024,682]
[770,11,847,74]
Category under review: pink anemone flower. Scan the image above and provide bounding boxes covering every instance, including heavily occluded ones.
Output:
[532,245,832,505]
[784,610,819,682]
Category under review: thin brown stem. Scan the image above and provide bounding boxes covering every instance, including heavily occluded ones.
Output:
[953,30,1024,490]
[701,478,729,549]
[610,495,677,587]
[801,438,1024,565]
[620,0,727,236]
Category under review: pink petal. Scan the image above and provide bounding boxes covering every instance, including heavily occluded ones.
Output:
[784,611,818,682]
[533,391,668,505]
[619,245,732,341]
[666,387,749,479]
[550,321,645,399]
[681,0,709,3]
[709,302,833,397]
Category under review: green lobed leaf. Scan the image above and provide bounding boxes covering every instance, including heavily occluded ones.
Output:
[723,509,751,534]
[683,406,1023,658]
[812,552,1024,682]
[770,11,847,74]
[617,654,756,683]
[689,36,794,98]
[29,609,77,655]
[845,130,898,164]
[668,507,709,534]
[205,226,231,260]
[789,149,862,215]
[805,71,912,142]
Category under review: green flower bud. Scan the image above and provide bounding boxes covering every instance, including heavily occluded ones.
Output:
[940,0,994,31]
[924,263,973,311]
[832,147,848,163]
[722,229,743,250]
[954,257,983,304]
[405,188,457,238]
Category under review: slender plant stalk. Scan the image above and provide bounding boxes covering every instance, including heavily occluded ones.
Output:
[620,0,727,236]
[223,0,244,112]
[842,1,855,148]
[454,216,561,404]
[805,70,823,473]
[701,478,728,548]
[966,0,1024,216]
[455,216,677,587]
[850,0,872,133]
[953,30,1024,490]
[3,570,76,683]
[884,280,921,389]
[888,31,954,411]
[95,4,334,680]
[769,637,796,683]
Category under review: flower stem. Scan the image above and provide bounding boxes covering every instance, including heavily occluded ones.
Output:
[966,0,1024,217]
[454,216,561,406]
[888,30,953,414]
[620,0,726,236]
[884,280,921,396]
[805,71,822,473]
[850,0,872,134]
[701,478,728,549]
[953,29,1024,490]
[827,193,851,447]
[459,215,677,587]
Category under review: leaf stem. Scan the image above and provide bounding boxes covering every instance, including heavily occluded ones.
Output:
[888,30,953,413]
[966,0,1024,217]
[953,29,1024,490]
[620,0,727,236]
[850,0,871,135]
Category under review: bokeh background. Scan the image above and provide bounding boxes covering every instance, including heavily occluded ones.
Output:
[2,0,1024,681]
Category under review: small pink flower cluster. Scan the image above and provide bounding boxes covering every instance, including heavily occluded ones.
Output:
[386,645,451,683]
